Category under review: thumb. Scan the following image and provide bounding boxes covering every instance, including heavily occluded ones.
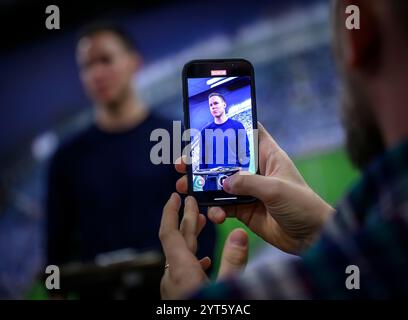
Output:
[218,228,249,280]
[223,172,279,203]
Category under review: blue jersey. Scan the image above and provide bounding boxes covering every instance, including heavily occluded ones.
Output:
[199,118,250,170]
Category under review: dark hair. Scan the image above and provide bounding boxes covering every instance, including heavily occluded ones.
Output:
[76,21,137,52]
[208,92,226,103]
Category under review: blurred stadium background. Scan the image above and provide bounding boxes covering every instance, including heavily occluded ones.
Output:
[0,0,358,298]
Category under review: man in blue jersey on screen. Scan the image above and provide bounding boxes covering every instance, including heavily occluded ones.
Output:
[198,92,250,191]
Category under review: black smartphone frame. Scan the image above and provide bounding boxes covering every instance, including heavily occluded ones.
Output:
[182,58,259,207]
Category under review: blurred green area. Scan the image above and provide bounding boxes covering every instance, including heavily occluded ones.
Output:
[25,281,49,300]
[26,147,359,299]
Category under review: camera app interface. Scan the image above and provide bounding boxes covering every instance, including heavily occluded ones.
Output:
[187,76,256,192]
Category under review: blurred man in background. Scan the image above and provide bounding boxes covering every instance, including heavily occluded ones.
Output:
[46,22,215,298]
[159,0,408,299]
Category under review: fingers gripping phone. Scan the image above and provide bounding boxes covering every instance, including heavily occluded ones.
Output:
[182,59,259,206]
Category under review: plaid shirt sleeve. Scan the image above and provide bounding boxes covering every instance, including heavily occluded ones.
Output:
[193,144,408,299]
[193,205,408,299]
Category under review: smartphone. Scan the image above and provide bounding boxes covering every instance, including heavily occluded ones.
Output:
[182,59,258,206]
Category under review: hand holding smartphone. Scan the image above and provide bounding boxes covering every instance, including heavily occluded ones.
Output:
[182,59,259,206]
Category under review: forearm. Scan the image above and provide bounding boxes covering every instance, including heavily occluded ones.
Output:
[193,207,406,300]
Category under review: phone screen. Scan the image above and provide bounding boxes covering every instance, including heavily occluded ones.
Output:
[183,60,258,206]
